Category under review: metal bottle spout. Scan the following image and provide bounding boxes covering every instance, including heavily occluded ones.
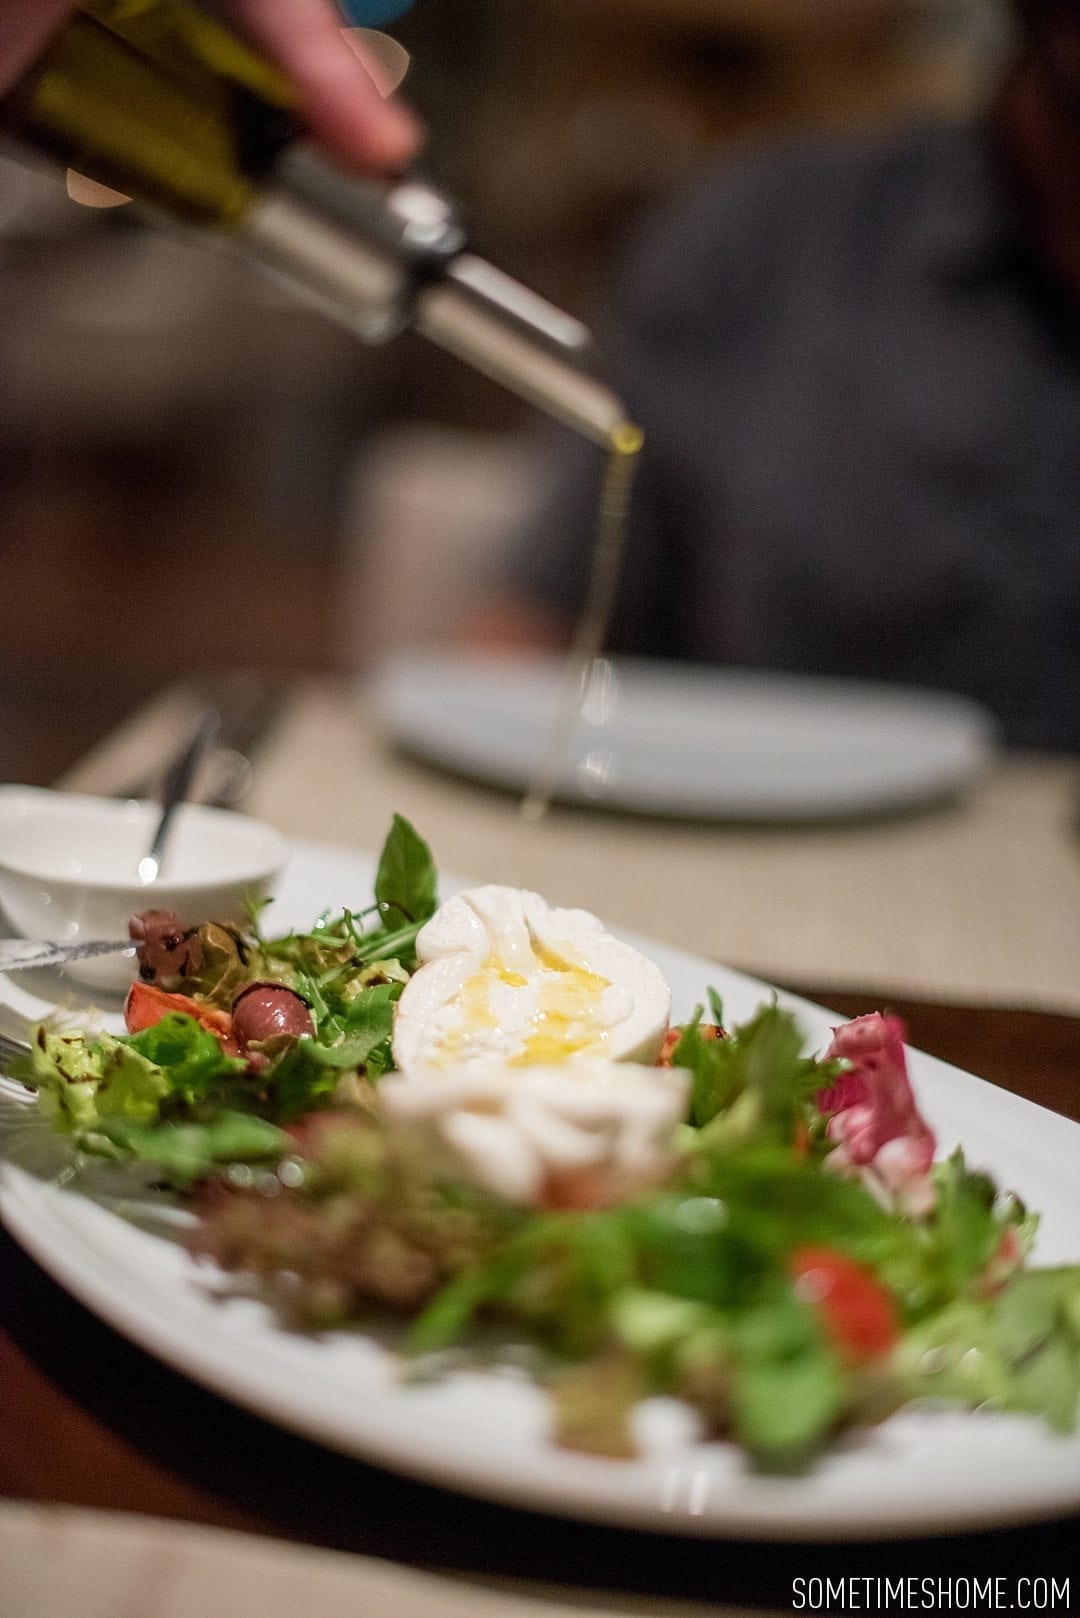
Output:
[242,145,630,447]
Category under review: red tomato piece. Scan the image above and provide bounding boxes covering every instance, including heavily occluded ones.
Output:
[789,1244,899,1365]
[124,980,239,1057]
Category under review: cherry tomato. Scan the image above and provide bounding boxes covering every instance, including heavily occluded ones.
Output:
[124,980,239,1056]
[789,1244,899,1365]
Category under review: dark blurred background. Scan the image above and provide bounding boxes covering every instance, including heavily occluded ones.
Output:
[0,0,1007,784]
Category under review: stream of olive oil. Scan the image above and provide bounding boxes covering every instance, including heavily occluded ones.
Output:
[518,421,644,826]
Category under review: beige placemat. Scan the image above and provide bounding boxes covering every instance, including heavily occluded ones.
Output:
[0,1501,750,1618]
[61,678,1080,1016]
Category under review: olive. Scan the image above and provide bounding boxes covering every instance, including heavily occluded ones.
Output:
[232,983,314,1049]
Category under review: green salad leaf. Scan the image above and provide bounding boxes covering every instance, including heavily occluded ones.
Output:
[94,1111,289,1187]
[261,980,403,1121]
[996,1268,1080,1433]
[125,1012,247,1104]
[341,814,439,970]
[899,1267,1080,1433]
[374,813,438,925]
[15,1027,170,1132]
[316,978,401,1057]
[730,1288,846,1467]
[13,1014,250,1139]
[674,1000,838,1143]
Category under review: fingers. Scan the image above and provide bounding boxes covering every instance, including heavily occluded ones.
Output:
[234,0,422,174]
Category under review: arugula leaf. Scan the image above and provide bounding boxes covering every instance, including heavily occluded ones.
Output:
[872,1150,1034,1318]
[674,1001,830,1140]
[374,814,437,925]
[927,1150,1001,1291]
[333,981,401,1057]
[352,922,425,971]
[264,986,400,1122]
[674,1009,740,1127]
[358,1034,394,1083]
[266,1041,345,1123]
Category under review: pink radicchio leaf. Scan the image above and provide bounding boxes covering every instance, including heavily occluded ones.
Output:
[816,1013,936,1205]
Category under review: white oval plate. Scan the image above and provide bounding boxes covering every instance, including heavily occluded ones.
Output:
[2,838,1078,1540]
[371,653,998,821]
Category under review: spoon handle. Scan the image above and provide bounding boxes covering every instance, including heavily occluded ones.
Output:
[0,938,135,973]
[144,707,221,874]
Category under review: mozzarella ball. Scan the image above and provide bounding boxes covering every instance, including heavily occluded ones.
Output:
[391,886,670,1080]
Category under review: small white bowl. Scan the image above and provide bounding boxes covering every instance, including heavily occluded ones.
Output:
[0,786,289,991]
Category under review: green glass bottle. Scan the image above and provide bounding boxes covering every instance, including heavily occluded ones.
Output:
[6,1,299,225]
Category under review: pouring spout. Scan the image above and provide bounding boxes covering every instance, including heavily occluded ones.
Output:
[245,148,634,447]
[415,262,631,448]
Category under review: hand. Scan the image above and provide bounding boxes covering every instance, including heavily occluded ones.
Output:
[0,1,421,172]
[235,0,420,170]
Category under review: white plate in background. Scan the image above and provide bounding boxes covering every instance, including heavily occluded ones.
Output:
[2,838,1078,1540]
[371,653,997,820]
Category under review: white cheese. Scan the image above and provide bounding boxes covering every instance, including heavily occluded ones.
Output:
[391,885,670,1080]
[380,1058,689,1206]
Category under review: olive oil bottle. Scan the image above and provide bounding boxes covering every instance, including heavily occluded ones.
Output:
[6,2,646,828]
[3,0,630,443]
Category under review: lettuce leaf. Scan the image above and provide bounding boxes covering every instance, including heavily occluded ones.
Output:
[95,1111,289,1187]
[730,1289,846,1468]
[124,1012,247,1104]
[15,1014,247,1137]
[15,1027,170,1132]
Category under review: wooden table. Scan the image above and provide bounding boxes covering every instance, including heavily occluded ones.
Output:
[3,676,1078,1611]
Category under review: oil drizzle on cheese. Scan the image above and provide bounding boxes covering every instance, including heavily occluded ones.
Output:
[429,950,612,1069]
[514,956,611,1066]
[519,421,644,825]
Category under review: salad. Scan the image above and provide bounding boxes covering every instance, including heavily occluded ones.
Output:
[6,814,1080,1472]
